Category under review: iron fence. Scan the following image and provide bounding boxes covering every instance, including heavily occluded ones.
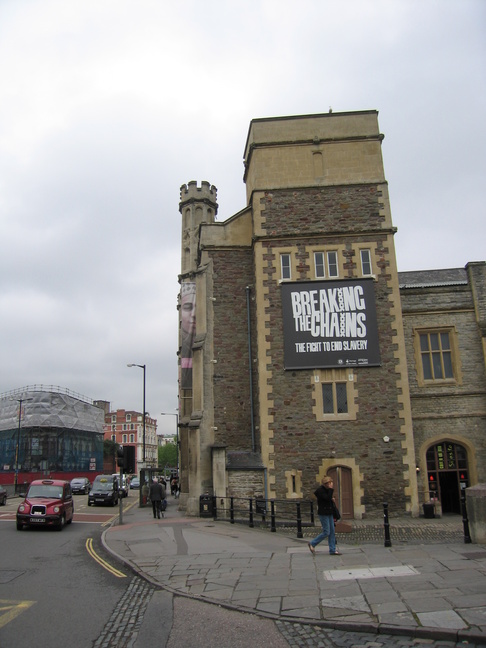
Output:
[207,496,315,538]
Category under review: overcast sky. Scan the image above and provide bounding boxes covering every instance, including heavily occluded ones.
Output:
[1,0,484,435]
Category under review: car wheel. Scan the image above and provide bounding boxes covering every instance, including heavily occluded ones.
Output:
[0,495,6,505]
[16,520,23,530]
[57,514,66,530]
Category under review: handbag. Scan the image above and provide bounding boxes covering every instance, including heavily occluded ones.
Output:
[332,501,341,521]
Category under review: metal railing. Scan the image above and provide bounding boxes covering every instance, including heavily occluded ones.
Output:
[204,496,315,538]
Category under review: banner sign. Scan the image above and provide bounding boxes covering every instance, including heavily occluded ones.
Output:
[180,282,196,389]
[281,279,381,370]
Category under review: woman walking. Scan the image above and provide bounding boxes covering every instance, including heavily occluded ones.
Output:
[308,476,341,555]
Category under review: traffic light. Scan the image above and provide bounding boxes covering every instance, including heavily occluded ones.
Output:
[116,445,136,473]
[124,445,136,473]
[116,445,125,469]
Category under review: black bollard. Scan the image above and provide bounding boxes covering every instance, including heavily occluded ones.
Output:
[270,499,276,533]
[249,497,254,528]
[296,501,303,539]
[383,502,392,547]
[460,490,472,544]
[230,496,235,524]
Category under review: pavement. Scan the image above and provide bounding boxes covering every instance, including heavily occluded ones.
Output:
[102,496,486,646]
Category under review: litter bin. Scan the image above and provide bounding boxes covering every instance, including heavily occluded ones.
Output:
[199,494,214,518]
[422,502,435,519]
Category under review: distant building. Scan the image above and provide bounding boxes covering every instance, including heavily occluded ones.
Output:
[98,403,158,473]
[0,386,104,487]
[175,110,486,518]
[158,434,176,446]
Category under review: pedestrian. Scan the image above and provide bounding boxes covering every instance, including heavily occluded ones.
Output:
[149,477,165,519]
[308,476,342,555]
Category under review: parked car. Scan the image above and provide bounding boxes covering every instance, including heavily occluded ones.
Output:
[70,477,91,494]
[0,484,7,505]
[112,474,128,498]
[130,477,140,489]
[88,475,119,507]
[16,479,74,531]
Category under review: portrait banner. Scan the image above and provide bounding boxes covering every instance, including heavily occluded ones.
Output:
[180,282,196,389]
[281,279,381,370]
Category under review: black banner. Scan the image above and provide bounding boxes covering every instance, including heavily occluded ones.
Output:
[281,279,381,370]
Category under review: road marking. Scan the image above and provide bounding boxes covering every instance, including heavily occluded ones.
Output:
[323,565,418,581]
[0,599,35,628]
[85,538,126,578]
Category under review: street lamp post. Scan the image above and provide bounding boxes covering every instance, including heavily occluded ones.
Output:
[160,412,179,475]
[10,396,33,492]
[127,364,146,463]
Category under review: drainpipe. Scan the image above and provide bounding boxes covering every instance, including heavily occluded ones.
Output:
[246,285,256,453]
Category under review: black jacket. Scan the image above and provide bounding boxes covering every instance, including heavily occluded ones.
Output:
[314,485,334,516]
[149,482,165,501]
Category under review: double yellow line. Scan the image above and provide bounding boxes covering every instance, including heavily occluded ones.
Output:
[86,538,126,578]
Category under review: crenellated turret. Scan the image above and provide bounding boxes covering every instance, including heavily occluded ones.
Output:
[179,181,218,275]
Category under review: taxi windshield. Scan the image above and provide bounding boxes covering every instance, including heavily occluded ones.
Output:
[28,485,63,498]
[94,481,113,491]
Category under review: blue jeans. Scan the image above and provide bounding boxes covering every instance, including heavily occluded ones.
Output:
[309,514,336,553]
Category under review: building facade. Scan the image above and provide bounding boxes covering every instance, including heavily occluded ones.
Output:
[0,386,104,487]
[176,111,486,518]
[399,264,486,515]
[100,404,158,473]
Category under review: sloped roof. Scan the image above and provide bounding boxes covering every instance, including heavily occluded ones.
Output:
[398,267,467,289]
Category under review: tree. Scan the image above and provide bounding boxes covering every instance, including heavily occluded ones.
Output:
[103,439,118,473]
[158,442,177,468]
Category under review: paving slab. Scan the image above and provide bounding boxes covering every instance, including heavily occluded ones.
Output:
[102,503,486,644]
[416,610,468,629]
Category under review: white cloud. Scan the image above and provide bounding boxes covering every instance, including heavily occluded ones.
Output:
[0,0,485,424]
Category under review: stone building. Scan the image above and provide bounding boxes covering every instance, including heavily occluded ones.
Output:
[176,110,486,518]
[399,264,486,515]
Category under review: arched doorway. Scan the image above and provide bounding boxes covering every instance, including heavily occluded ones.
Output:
[328,466,354,519]
[426,442,469,514]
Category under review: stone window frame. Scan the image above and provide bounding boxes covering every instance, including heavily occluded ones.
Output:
[276,248,298,283]
[285,469,303,499]
[359,248,373,276]
[280,253,292,280]
[312,368,358,421]
[413,326,462,387]
[310,245,345,280]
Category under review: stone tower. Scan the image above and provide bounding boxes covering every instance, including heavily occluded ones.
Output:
[178,181,218,509]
